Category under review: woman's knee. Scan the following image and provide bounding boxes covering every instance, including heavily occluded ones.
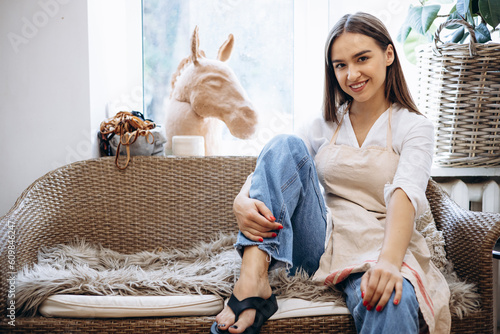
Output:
[261,134,310,161]
[397,279,419,312]
[378,280,419,331]
[355,279,419,332]
[271,134,304,145]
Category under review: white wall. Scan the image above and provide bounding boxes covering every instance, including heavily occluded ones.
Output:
[87,0,143,146]
[0,0,91,216]
[0,0,142,217]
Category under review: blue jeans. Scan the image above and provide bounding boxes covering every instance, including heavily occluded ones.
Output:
[235,134,327,275]
[234,135,420,333]
[341,273,420,334]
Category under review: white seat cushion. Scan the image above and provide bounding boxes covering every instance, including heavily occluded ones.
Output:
[271,298,349,320]
[39,294,224,318]
[39,294,350,319]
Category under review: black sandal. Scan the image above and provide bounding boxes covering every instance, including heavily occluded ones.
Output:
[210,294,278,334]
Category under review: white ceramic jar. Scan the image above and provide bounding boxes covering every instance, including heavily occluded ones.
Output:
[172,136,205,156]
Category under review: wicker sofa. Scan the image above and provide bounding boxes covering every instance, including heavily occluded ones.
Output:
[1,156,500,333]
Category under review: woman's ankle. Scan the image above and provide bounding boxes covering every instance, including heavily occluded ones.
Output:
[234,275,272,299]
[235,246,272,298]
[240,245,270,275]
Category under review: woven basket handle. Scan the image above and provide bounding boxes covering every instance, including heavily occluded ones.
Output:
[433,19,477,56]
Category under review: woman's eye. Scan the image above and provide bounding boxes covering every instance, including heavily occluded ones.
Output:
[358,56,368,62]
[334,63,345,69]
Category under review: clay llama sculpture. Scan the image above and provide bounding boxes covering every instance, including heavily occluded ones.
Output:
[164,26,258,155]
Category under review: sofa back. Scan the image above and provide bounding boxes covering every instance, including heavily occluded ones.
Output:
[2,156,256,258]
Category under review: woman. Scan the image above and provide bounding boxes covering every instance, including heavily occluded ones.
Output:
[212,12,451,334]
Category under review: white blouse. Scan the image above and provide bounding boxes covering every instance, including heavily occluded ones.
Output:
[296,103,434,218]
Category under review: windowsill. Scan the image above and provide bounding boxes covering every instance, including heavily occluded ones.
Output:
[431,167,500,178]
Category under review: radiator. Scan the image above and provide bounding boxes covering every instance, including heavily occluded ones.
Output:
[438,180,500,213]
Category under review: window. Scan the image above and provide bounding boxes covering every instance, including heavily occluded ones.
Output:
[143,0,295,155]
[142,0,427,155]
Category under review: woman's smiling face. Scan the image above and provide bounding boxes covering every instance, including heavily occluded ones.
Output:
[330,32,394,107]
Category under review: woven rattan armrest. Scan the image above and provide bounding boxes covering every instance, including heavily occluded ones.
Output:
[426,179,500,283]
[426,179,500,333]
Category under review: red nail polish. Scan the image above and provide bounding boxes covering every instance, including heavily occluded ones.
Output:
[270,216,276,221]
[363,300,368,307]
[259,238,263,242]
[394,299,399,305]
[376,305,382,312]
[271,233,277,237]
[361,291,365,298]
[277,225,284,230]
[366,305,373,311]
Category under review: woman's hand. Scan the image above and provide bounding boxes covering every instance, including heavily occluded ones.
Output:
[360,260,403,312]
[233,193,283,242]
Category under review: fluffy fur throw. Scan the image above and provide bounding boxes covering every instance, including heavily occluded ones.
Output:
[16,230,480,319]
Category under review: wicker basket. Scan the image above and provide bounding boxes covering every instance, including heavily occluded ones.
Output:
[416,19,500,167]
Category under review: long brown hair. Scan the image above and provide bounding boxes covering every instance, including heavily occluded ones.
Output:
[323,12,419,124]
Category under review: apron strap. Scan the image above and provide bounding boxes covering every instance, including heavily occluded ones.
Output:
[330,102,350,144]
[330,116,344,144]
[386,104,394,152]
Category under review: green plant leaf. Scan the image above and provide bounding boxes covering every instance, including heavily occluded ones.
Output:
[397,24,412,43]
[456,0,471,17]
[403,29,430,65]
[461,31,470,43]
[472,0,480,14]
[446,9,465,29]
[398,5,417,43]
[425,30,436,43]
[479,0,500,27]
[406,6,425,35]
[474,21,492,42]
[450,26,465,42]
[422,5,441,32]
[467,9,475,26]
[404,5,440,35]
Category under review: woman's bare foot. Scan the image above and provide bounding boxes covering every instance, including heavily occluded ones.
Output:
[214,246,273,333]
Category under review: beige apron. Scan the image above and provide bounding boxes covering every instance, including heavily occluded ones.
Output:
[312,105,451,334]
